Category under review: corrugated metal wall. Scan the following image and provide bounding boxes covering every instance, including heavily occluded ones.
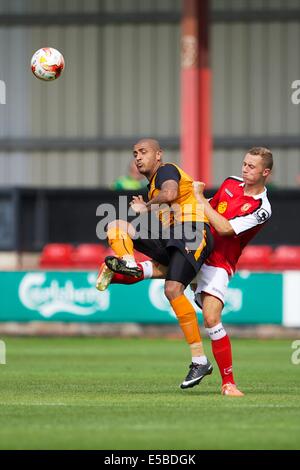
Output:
[0,0,181,187]
[0,0,31,185]
[0,0,182,13]
[212,0,300,187]
[0,0,300,187]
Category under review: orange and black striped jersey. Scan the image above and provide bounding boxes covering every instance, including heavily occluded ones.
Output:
[147,163,209,225]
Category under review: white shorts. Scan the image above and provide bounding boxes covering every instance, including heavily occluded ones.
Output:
[194,264,229,308]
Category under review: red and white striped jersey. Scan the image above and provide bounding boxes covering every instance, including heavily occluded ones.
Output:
[205,176,272,276]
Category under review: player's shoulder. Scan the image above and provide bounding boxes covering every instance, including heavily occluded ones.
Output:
[159,162,179,171]
[218,176,243,191]
[261,190,271,210]
[224,176,244,184]
[155,163,181,185]
[255,190,272,221]
[239,189,271,225]
[157,162,181,175]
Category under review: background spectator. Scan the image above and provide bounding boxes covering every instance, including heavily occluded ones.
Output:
[112,161,148,191]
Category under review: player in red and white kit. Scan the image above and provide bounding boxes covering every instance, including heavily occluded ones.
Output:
[97,147,273,396]
[192,146,272,396]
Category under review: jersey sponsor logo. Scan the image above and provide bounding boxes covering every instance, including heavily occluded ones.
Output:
[217,201,228,214]
[225,188,233,197]
[241,203,252,212]
[255,208,270,223]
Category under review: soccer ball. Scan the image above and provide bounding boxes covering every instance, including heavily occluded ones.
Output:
[31,47,65,81]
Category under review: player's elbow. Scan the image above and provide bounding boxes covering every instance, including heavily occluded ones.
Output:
[163,190,178,203]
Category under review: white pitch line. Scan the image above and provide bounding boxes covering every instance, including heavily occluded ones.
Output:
[0,402,298,408]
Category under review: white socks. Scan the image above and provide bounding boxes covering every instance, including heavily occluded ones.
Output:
[121,258,154,276]
[192,355,208,365]
[140,260,153,279]
[206,323,226,341]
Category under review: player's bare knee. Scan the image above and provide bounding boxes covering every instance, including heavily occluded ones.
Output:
[107,220,135,238]
[204,315,221,328]
[164,281,184,301]
[107,220,125,231]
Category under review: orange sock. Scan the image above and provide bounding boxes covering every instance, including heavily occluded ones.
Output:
[107,227,134,257]
[170,295,201,344]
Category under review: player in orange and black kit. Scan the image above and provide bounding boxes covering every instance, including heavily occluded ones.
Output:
[103,146,273,396]
[97,138,214,388]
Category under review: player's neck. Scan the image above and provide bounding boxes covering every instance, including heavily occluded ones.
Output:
[243,182,265,197]
[146,162,163,181]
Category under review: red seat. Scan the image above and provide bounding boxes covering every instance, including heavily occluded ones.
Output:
[271,246,300,270]
[40,243,74,268]
[237,245,273,270]
[102,248,150,264]
[103,247,115,258]
[72,244,107,268]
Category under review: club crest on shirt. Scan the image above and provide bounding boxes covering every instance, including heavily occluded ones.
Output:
[217,201,227,214]
[241,203,252,212]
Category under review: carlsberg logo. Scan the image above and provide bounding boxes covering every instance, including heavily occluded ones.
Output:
[19,273,109,318]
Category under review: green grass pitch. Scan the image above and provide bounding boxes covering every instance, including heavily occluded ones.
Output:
[0,336,299,450]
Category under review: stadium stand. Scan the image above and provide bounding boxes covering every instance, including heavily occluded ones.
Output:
[39,243,74,268]
[271,245,300,270]
[38,244,300,271]
[236,245,273,271]
[72,244,107,268]
[39,244,150,269]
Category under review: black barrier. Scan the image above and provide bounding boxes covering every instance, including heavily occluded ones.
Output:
[0,187,299,251]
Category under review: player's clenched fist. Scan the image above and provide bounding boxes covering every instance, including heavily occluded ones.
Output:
[130,195,148,213]
[193,181,206,200]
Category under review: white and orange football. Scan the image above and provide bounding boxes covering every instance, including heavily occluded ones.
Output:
[31,47,65,81]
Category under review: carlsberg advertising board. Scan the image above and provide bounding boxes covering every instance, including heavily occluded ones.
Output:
[0,270,293,324]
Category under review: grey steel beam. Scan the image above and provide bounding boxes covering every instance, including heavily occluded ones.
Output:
[0,12,181,26]
[0,10,300,26]
[1,136,300,151]
[214,136,300,149]
[0,137,179,151]
[213,9,300,23]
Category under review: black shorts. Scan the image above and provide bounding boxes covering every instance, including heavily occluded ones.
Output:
[132,218,213,287]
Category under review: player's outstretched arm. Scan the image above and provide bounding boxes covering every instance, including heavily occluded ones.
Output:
[193,182,234,236]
